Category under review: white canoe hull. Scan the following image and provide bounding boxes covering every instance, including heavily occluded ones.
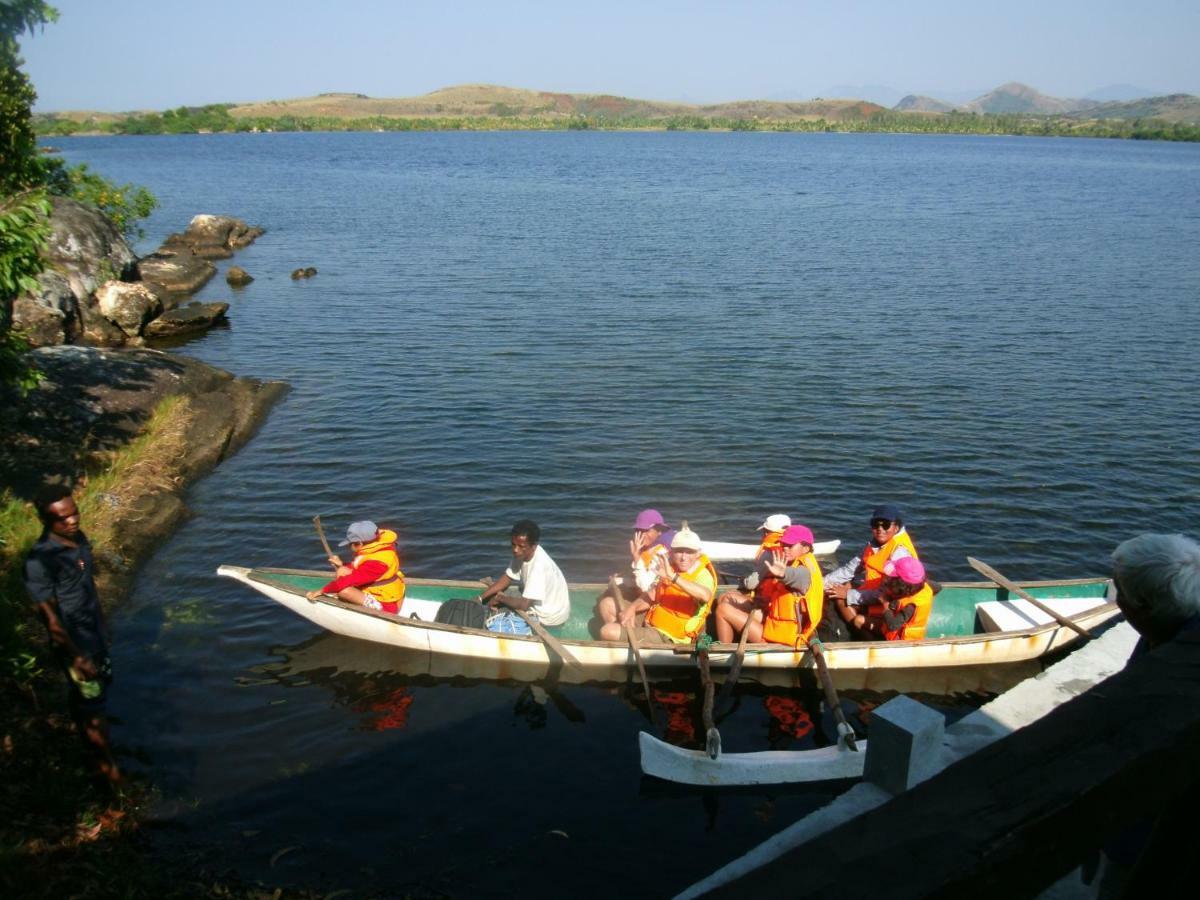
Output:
[703,539,840,561]
[217,566,1121,674]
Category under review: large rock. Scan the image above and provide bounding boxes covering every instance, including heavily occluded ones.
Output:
[12,271,76,345]
[181,215,265,253]
[143,301,229,338]
[95,280,163,337]
[137,251,218,295]
[16,198,139,346]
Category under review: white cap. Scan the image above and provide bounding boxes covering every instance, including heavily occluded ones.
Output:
[758,513,791,533]
[671,523,702,551]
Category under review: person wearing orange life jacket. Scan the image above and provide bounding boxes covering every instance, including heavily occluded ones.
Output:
[306,520,406,615]
[709,513,792,638]
[715,525,824,647]
[591,508,671,637]
[824,503,919,609]
[754,513,792,560]
[833,556,934,641]
[599,524,717,645]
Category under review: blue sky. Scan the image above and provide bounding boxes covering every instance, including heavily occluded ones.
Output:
[19,0,1200,111]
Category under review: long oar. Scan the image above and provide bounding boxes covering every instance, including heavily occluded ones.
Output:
[714,608,760,716]
[312,515,335,559]
[608,576,660,732]
[807,638,859,752]
[967,556,1091,640]
[513,609,584,671]
[697,639,720,759]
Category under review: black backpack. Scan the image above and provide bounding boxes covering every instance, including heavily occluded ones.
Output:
[434,599,488,630]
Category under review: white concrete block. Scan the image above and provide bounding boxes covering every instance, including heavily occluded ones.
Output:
[863,694,945,794]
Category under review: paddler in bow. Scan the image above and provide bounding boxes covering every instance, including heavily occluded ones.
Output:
[306,520,406,614]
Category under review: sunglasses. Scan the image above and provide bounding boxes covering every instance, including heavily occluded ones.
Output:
[870,519,893,530]
[671,547,698,554]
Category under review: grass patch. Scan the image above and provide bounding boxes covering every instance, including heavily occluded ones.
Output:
[1,394,192,680]
[0,394,201,897]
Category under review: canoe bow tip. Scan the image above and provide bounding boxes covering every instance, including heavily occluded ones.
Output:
[216,564,252,579]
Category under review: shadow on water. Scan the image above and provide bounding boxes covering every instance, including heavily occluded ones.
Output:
[124,631,1038,898]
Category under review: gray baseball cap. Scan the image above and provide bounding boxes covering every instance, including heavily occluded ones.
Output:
[339,520,378,546]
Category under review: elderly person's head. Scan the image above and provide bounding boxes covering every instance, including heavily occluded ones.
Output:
[1111,533,1200,646]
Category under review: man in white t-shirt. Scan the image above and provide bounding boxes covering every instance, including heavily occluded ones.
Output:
[477,519,571,634]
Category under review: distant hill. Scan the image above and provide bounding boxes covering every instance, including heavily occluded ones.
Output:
[820,84,906,107]
[894,94,958,113]
[1065,94,1200,124]
[226,84,888,123]
[965,82,1097,115]
[1084,84,1160,102]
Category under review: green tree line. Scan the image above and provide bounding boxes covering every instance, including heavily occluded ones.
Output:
[36,105,1200,142]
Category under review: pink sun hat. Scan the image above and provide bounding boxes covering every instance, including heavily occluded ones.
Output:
[883,556,926,585]
[779,524,814,546]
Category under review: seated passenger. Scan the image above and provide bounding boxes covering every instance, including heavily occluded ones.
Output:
[755,513,792,560]
[306,520,406,614]
[833,556,934,641]
[600,524,716,646]
[715,525,824,647]
[825,503,919,608]
[592,508,671,636]
[477,519,571,635]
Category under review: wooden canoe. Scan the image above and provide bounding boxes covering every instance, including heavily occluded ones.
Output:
[217,565,1120,675]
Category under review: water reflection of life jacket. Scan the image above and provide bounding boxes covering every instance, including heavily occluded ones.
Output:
[764,695,813,740]
[855,530,919,591]
[654,690,696,744]
[646,555,718,643]
[761,553,824,648]
[353,529,405,604]
[867,583,935,641]
[356,687,414,731]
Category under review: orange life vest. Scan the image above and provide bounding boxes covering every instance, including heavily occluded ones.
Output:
[868,583,935,641]
[856,530,919,592]
[755,531,784,560]
[646,554,718,644]
[761,553,824,648]
[352,529,405,605]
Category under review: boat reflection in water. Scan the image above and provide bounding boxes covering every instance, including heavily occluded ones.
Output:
[258,630,1046,754]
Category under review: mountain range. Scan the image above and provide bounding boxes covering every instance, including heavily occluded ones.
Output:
[39,82,1200,127]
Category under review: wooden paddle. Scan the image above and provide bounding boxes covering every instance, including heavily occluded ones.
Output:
[312,515,335,559]
[967,557,1091,640]
[715,608,760,716]
[698,642,720,759]
[608,575,659,731]
[513,609,584,671]
[807,638,859,752]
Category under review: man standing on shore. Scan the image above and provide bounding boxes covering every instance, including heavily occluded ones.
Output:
[22,485,121,784]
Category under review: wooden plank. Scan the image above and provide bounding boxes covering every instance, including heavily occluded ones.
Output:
[702,632,1200,900]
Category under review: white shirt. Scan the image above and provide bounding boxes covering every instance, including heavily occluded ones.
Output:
[505,544,570,627]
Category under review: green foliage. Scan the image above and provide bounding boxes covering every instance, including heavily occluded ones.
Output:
[0,190,50,392]
[1,3,57,194]
[49,162,158,240]
[32,105,1199,142]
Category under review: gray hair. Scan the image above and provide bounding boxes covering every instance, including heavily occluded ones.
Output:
[1111,533,1200,634]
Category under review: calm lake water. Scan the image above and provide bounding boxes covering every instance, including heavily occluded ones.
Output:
[48,131,1200,896]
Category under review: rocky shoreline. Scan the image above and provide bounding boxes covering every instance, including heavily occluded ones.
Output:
[4,207,286,596]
